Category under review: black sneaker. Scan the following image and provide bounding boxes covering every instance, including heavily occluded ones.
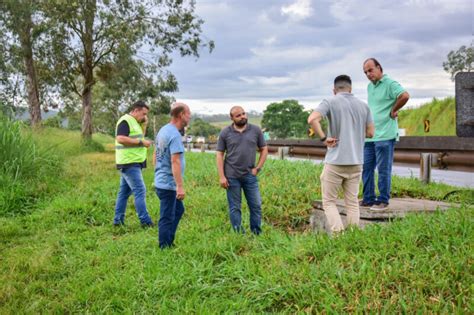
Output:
[359,200,374,207]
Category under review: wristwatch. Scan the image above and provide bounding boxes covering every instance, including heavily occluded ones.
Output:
[256,167,261,173]
[138,139,143,146]
[320,136,327,142]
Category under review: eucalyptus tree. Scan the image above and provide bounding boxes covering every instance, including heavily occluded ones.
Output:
[45,0,213,140]
[443,44,474,81]
[92,47,178,136]
[0,0,47,126]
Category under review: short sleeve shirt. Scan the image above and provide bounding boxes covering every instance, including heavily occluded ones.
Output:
[154,123,185,191]
[116,120,146,169]
[366,74,406,142]
[315,92,373,165]
[217,124,266,178]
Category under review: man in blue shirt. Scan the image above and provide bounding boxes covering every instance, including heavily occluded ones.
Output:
[154,102,191,248]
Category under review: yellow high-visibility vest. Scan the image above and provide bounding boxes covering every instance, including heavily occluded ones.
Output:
[115,114,147,164]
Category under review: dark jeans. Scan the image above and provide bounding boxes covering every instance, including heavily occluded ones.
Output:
[226,174,262,235]
[362,139,396,204]
[155,188,185,248]
[114,166,153,225]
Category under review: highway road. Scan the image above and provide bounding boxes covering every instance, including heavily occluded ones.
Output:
[282,156,474,188]
[189,149,473,188]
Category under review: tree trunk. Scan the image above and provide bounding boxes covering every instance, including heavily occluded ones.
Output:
[19,11,41,127]
[81,85,93,139]
[80,0,96,140]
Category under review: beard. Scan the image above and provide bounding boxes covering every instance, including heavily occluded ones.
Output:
[234,118,248,127]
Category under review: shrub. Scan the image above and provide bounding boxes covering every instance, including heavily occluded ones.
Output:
[42,116,63,128]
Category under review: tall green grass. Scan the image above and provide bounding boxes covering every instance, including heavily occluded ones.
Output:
[0,117,107,216]
[398,97,455,136]
[0,115,61,215]
[0,137,472,312]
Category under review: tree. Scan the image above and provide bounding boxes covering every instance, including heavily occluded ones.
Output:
[0,0,46,127]
[92,47,177,136]
[443,44,473,81]
[261,100,309,139]
[45,0,213,140]
[187,118,220,138]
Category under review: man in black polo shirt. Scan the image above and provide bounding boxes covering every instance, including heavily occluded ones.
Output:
[216,106,268,234]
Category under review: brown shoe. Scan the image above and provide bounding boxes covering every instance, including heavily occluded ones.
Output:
[370,203,389,210]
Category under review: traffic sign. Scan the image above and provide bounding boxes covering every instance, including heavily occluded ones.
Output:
[424,119,430,133]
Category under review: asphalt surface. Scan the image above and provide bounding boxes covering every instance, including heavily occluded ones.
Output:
[283,156,474,188]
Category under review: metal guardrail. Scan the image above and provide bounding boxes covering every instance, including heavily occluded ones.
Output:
[266,137,474,172]
[188,136,474,172]
[267,136,474,151]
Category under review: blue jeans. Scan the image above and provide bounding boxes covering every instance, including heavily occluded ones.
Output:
[362,139,396,204]
[226,174,262,235]
[155,188,185,248]
[114,167,153,225]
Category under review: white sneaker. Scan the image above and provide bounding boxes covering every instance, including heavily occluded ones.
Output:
[370,203,389,211]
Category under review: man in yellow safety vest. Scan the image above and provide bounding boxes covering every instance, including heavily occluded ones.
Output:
[113,100,154,227]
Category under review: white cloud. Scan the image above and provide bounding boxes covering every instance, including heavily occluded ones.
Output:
[395,70,454,95]
[249,45,330,63]
[262,36,277,46]
[167,0,470,114]
[329,0,389,23]
[239,75,293,86]
[181,98,275,115]
[404,0,471,13]
[281,0,314,21]
[330,0,469,24]
[257,11,271,23]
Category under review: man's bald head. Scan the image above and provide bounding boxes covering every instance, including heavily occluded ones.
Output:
[170,102,189,118]
[229,106,248,127]
[230,106,245,118]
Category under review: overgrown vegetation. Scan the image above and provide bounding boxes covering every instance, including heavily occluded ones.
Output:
[0,127,472,313]
[0,117,105,216]
[0,114,60,215]
[398,97,455,136]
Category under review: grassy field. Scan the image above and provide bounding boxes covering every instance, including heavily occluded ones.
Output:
[0,127,472,313]
[395,97,455,136]
[208,97,455,136]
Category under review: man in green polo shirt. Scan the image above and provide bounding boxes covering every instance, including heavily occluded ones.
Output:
[361,58,410,210]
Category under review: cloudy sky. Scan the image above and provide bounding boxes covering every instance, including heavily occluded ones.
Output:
[168,0,472,114]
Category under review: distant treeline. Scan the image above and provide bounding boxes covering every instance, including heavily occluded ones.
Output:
[194,110,262,123]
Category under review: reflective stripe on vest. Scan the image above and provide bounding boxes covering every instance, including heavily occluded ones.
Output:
[115,114,147,164]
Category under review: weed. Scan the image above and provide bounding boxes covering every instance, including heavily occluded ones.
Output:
[0,129,472,313]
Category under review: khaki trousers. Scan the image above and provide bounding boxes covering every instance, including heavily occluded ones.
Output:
[320,164,362,233]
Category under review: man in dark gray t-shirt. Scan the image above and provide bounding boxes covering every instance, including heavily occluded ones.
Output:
[308,75,374,234]
[216,106,268,234]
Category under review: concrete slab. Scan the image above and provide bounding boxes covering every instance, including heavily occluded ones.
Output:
[312,198,455,219]
[310,198,459,234]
